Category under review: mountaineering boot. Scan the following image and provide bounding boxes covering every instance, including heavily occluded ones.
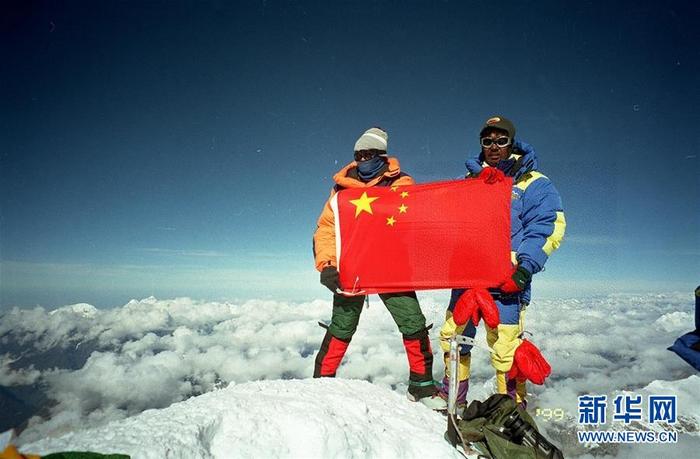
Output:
[403,327,447,410]
[313,329,351,378]
[410,388,449,410]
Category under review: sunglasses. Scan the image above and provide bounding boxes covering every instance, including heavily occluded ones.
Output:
[480,136,511,148]
[354,150,380,162]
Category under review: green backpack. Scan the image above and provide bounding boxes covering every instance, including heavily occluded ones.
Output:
[446,394,564,459]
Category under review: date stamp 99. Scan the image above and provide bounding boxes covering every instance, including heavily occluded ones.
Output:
[535,407,567,421]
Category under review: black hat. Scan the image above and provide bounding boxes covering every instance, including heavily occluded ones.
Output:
[480,116,516,139]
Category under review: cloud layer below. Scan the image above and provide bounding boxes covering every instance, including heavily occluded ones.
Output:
[1,291,698,457]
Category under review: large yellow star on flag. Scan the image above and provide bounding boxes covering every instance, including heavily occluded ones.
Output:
[350,192,379,217]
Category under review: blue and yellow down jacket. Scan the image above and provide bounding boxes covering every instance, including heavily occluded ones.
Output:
[465,140,566,304]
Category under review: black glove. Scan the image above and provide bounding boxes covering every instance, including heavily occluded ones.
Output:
[512,266,532,290]
[499,266,532,294]
[320,266,341,293]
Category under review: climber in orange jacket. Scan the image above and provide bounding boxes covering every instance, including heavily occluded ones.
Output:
[312,126,445,410]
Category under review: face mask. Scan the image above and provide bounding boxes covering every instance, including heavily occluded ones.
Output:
[357,156,386,180]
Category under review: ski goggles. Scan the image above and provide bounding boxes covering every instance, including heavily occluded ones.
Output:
[480,136,511,148]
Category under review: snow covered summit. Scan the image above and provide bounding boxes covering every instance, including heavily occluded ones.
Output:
[21,378,461,458]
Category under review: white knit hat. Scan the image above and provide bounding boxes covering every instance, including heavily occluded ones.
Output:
[354,127,388,152]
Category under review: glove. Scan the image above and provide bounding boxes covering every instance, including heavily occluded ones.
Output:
[499,266,532,294]
[479,167,506,184]
[320,266,341,293]
[453,288,500,328]
[507,339,552,385]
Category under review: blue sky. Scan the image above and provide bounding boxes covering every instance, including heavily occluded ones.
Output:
[1,0,698,308]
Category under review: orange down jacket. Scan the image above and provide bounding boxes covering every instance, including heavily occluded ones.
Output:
[313,157,414,272]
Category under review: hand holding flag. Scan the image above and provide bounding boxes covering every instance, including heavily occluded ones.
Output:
[499,266,532,294]
[319,266,341,294]
[479,167,506,184]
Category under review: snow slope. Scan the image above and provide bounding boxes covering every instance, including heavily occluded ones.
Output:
[17,376,700,459]
[21,379,462,459]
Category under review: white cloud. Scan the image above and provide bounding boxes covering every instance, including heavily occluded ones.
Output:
[0,354,41,385]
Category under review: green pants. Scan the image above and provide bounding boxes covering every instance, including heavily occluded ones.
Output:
[328,291,427,340]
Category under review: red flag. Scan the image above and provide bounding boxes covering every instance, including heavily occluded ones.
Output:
[332,179,512,294]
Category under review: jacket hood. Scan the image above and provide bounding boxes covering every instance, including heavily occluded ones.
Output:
[333,157,401,188]
[465,140,539,182]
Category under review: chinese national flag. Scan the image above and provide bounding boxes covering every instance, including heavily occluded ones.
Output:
[331,178,512,294]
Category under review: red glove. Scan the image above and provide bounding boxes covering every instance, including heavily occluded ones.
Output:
[479,167,506,184]
[499,266,532,294]
[508,339,552,385]
[453,288,500,328]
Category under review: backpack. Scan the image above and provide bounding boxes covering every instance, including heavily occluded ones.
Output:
[446,394,564,459]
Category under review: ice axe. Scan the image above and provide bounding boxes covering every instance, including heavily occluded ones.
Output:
[445,335,490,453]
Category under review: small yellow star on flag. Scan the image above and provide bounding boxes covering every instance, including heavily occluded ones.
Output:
[401,191,409,198]
[350,192,379,217]
[398,204,408,213]
[390,185,399,192]
[386,216,396,226]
